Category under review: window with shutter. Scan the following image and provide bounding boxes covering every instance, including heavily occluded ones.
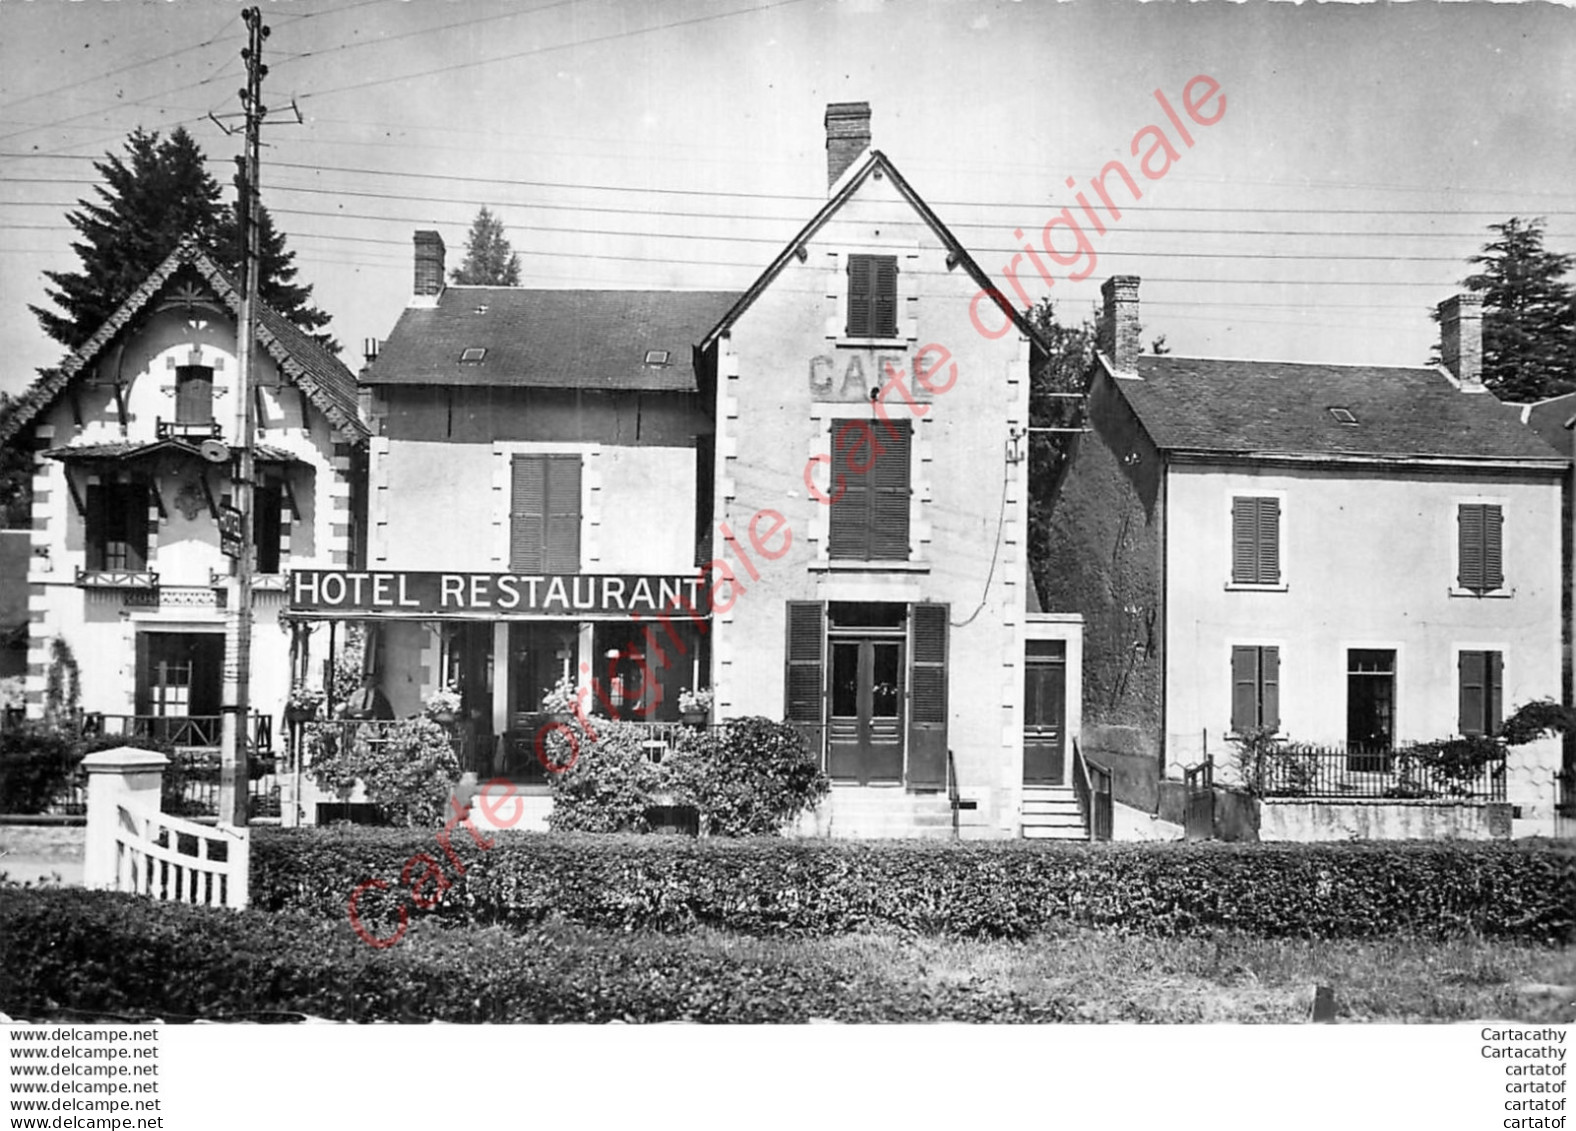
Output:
[1230,496,1280,585]
[784,601,825,755]
[1458,650,1504,736]
[1457,504,1504,593]
[510,455,580,573]
[829,419,910,561]
[907,602,948,787]
[1230,645,1280,733]
[846,254,898,339]
[175,365,214,426]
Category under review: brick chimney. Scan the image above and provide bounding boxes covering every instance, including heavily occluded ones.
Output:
[1100,276,1142,376]
[1438,293,1484,392]
[825,102,871,190]
[413,230,446,301]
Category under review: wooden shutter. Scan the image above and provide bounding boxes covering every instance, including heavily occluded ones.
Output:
[869,421,910,561]
[1256,499,1280,584]
[846,255,873,337]
[1483,505,1504,591]
[908,603,948,788]
[122,481,148,570]
[544,456,581,573]
[872,256,898,338]
[85,483,105,571]
[1230,646,1257,732]
[1488,651,1503,733]
[1459,650,1486,736]
[510,456,548,571]
[828,422,870,560]
[1260,647,1280,732]
[1458,504,1485,590]
[1232,497,1278,584]
[175,366,214,424]
[784,602,825,752]
[1231,498,1256,583]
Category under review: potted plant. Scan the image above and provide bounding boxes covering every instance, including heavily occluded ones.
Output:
[678,687,713,727]
[284,683,323,724]
[423,683,462,726]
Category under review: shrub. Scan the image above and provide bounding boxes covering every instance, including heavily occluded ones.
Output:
[305,717,460,827]
[0,886,1077,1024]
[665,717,829,836]
[545,719,661,833]
[250,829,1576,945]
[0,724,78,814]
[1501,699,1576,746]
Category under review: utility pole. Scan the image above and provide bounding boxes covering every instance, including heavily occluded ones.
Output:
[219,6,268,828]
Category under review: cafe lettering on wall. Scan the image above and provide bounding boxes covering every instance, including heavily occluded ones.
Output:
[810,353,931,402]
[289,570,709,618]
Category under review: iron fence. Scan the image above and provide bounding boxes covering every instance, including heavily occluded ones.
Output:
[1249,742,1506,802]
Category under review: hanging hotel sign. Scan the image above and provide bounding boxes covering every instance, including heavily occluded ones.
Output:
[288,570,709,619]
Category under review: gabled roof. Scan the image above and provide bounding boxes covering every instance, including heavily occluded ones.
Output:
[1108,355,1566,466]
[701,149,1049,354]
[1517,390,1576,459]
[365,288,739,392]
[0,239,366,446]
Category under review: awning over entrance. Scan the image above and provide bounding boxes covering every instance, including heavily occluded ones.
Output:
[285,569,712,621]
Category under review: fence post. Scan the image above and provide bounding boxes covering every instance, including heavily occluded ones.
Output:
[82,747,168,891]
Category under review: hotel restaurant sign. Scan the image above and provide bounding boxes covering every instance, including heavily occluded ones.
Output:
[287,570,709,620]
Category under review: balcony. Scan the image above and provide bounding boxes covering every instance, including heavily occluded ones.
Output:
[155,418,223,442]
[75,567,158,591]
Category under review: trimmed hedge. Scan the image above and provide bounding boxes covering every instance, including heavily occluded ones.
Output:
[0,887,1075,1023]
[252,828,1576,943]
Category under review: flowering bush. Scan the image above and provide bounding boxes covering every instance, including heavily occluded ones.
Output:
[304,717,461,827]
[423,684,462,719]
[678,687,714,716]
[286,684,323,716]
[541,673,580,716]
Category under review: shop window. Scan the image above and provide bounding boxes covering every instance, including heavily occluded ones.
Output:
[846,254,897,338]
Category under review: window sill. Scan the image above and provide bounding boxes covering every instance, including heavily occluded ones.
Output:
[1449,587,1514,599]
[1223,581,1288,593]
[833,337,910,350]
[810,560,930,574]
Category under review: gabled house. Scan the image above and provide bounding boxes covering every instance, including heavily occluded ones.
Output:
[1,239,367,776]
[1044,279,1567,839]
[693,103,1077,839]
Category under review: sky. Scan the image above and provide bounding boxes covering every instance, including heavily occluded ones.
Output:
[1,0,1574,400]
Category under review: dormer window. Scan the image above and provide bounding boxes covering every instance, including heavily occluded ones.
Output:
[460,348,487,363]
[846,254,897,338]
[644,350,670,367]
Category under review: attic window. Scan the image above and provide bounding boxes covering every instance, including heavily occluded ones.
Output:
[643,350,670,367]
[1328,406,1359,426]
[460,348,487,363]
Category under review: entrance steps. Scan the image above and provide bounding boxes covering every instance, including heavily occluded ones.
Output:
[1021,786,1088,840]
[790,786,956,840]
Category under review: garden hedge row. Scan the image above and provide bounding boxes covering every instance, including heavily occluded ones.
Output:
[0,887,1072,1024]
[252,828,1576,943]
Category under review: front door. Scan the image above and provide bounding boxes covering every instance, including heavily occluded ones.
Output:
[1023,642,1066,785]
[827,636,904,784]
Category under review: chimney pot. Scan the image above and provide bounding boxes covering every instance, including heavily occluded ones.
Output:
[413,230,446,301]
[1438,293,1484,391]
[1100,276,1142,376]
[825,102,872,191]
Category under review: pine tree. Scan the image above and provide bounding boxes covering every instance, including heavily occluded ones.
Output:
[450,206,522,286]
[30,127,223,350]
[216,162,339,353]
[1442,217,1575,402]
[30,126,338,355]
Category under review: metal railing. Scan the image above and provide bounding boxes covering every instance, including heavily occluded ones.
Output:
[1248,742,1507,802]
[1069,740,1112,841]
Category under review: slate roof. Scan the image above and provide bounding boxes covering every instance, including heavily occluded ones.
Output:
[0,239,367,447]
[365,288,740,392]
[1112,356,1567,465]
